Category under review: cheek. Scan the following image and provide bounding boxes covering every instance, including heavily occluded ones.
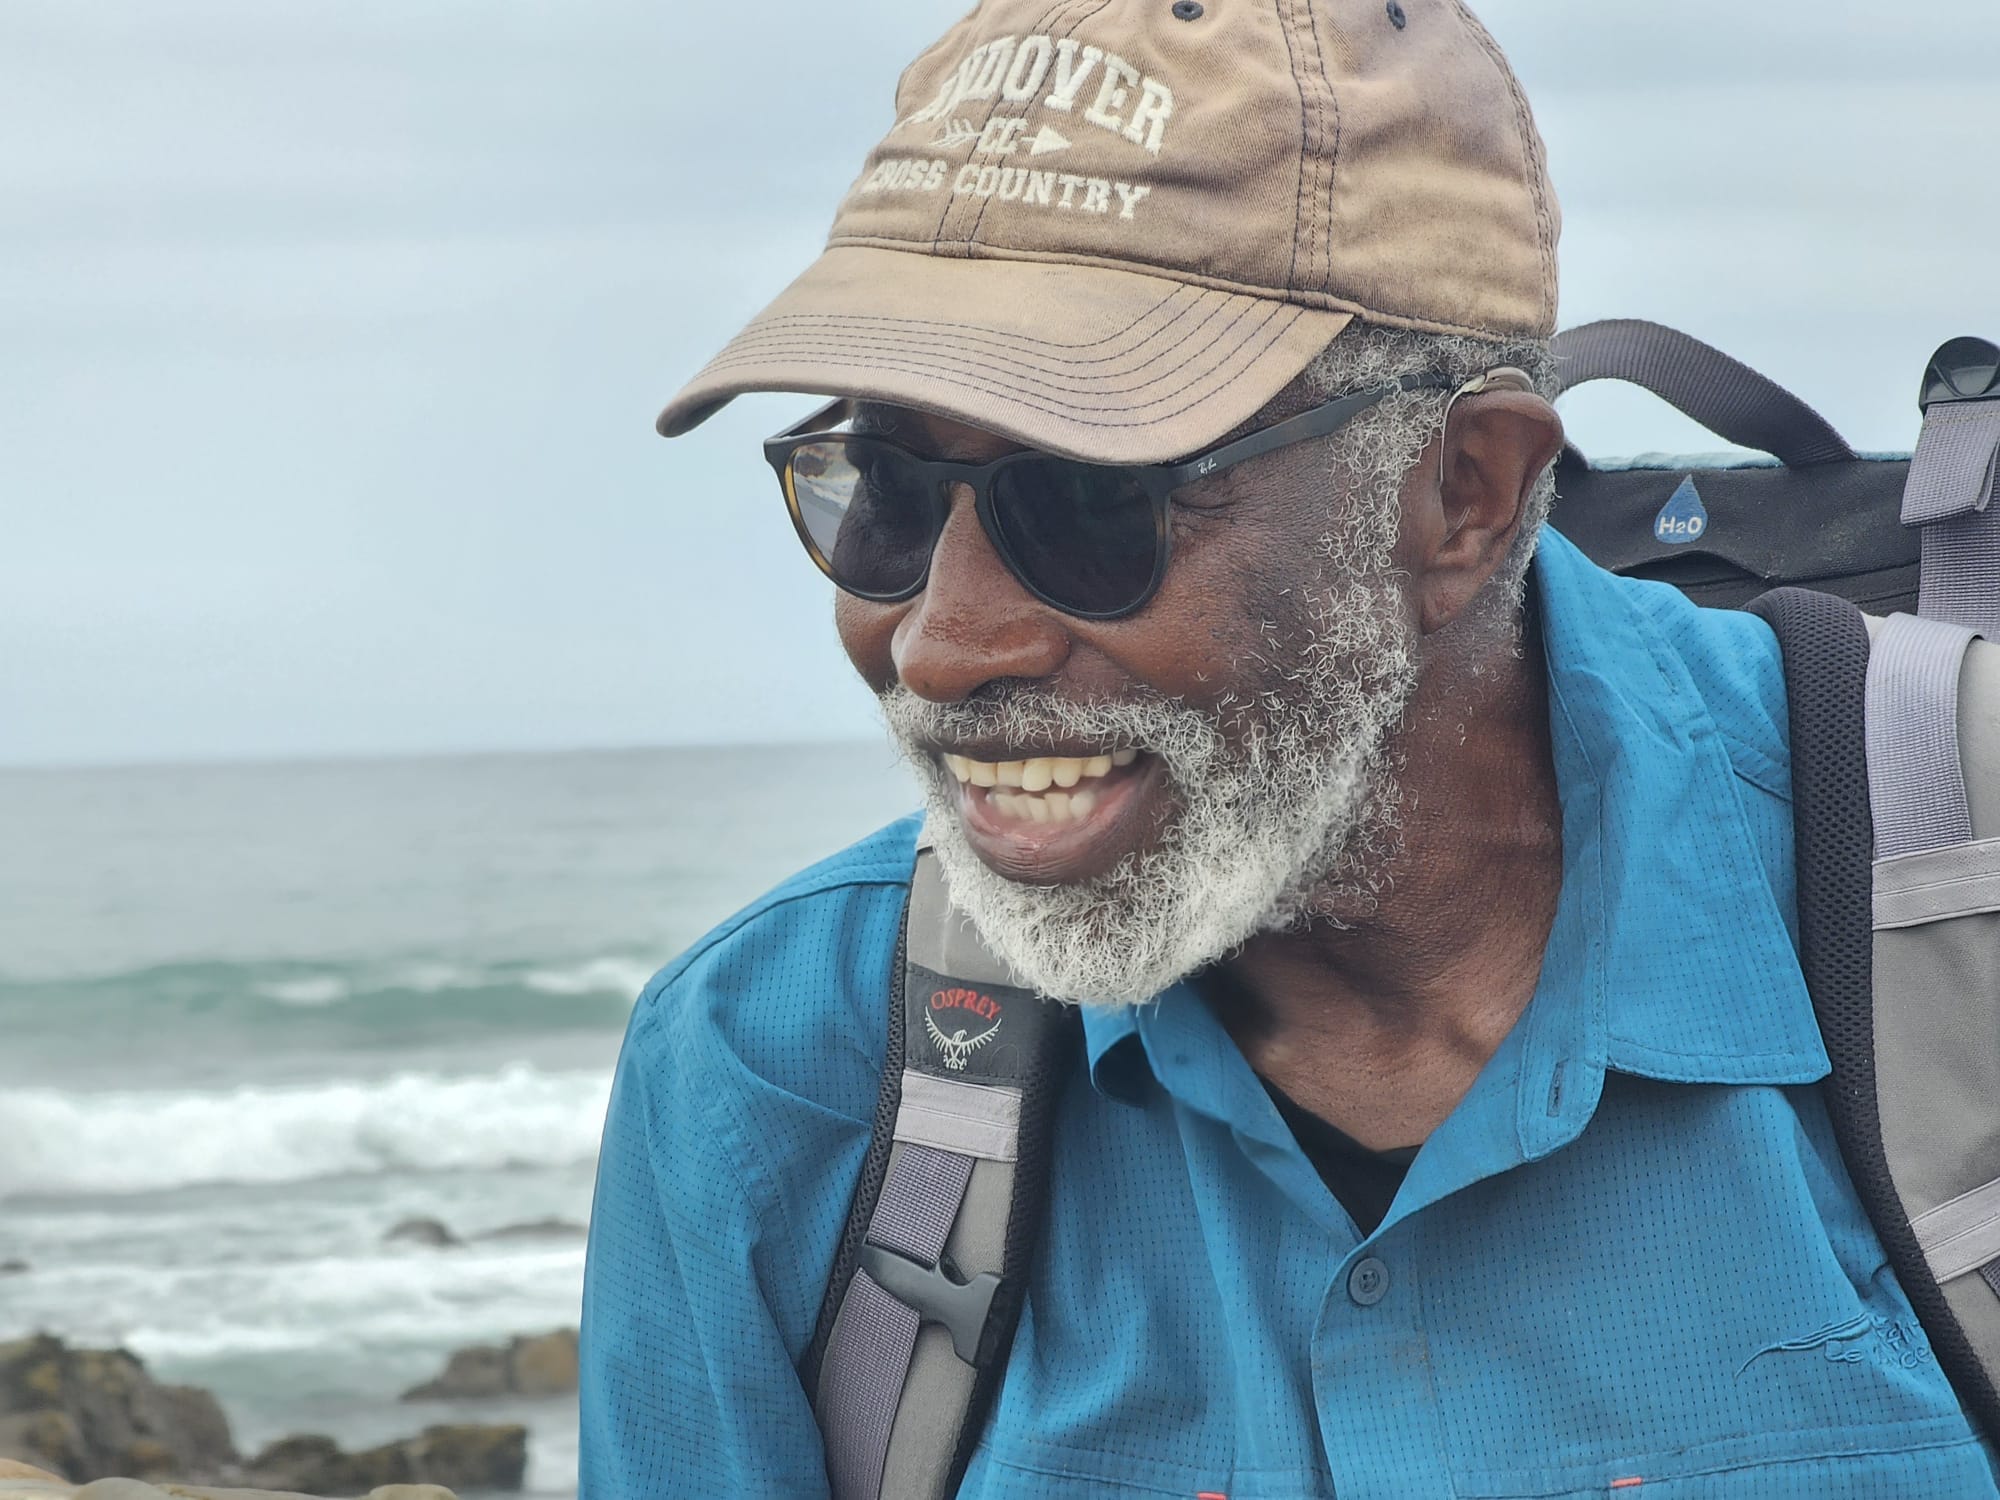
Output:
[834,592,899,693]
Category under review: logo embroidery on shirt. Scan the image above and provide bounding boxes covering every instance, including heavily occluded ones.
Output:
[1737,1312,1935,1376]
[925,987,1004,1071]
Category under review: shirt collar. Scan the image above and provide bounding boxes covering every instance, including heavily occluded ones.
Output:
[1083,528,1826,1118]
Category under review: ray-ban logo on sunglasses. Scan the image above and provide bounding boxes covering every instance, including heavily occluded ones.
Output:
[1194,455,1219,475]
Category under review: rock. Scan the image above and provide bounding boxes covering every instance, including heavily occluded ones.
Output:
[0,1262,28,1277]
[502,1331,577,1399]
[248,1426,523,1496]
[399,1331,576,1402]
[242,1437,339,1480]
[466,1219,584,1245]
[0,1336,238,1486]
[0,1472,458,1500]
[382,1219,461,1251]
[397,1349,505,1403]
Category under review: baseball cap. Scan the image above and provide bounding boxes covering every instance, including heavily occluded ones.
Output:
[658,0,1559,465]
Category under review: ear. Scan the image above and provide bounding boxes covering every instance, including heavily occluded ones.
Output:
[1400,390,1564,635]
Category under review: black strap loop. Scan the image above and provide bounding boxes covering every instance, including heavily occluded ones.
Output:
[1554,319,1857,469]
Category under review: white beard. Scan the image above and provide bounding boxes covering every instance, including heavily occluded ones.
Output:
[878,566,1419,1007]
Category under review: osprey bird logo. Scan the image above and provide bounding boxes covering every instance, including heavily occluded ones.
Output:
[924,987,1003,1071]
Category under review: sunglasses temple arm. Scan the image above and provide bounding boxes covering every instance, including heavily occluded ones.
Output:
[1156,372,1451,488]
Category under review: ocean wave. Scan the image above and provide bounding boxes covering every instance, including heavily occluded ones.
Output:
[0,957,652,1073]
[243,955,656,1007]
[256,974,354,1007]
[520,957,657,998]
[0,1064,612,1200]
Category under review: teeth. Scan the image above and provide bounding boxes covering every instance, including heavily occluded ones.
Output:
[980,784,1105,825]
[948,748,1145,825]
[947,750,1139,790]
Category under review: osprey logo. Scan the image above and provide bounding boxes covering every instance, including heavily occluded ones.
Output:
[924,986,1003,1071]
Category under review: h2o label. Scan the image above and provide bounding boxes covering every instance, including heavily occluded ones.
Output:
[1654,476,1709,545]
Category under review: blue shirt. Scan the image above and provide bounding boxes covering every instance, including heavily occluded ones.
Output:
[580,530,1997,1498]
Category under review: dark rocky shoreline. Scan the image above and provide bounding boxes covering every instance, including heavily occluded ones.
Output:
[0,1331,576,1498]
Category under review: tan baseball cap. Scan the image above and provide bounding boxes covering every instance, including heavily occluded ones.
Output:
[659,0,1559,465]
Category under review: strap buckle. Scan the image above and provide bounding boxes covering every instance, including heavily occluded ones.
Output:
[1920,336,2000,415]
[858,1242,1004,1368]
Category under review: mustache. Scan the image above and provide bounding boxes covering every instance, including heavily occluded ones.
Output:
[877,682,1189,753]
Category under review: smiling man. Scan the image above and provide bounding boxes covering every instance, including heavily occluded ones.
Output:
[579,1,1997,1496]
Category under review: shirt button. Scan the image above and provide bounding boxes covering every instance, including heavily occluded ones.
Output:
[1348,1256,1390,1306]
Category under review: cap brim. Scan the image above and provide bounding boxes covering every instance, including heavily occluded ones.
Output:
[658,246,1353,465]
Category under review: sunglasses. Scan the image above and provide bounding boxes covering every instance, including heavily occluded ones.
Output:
[762,371,1458,621]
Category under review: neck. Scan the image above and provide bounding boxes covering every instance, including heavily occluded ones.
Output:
[1207,609,1563,1148]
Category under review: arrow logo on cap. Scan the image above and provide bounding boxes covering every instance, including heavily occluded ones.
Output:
[1026,125,1071,157]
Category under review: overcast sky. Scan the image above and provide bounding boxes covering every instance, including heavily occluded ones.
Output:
[3,0,1996,767]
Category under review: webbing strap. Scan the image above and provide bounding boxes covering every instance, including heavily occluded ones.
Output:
[1904,401,2000,637]
[819,1273,922,1500]
[1866,613,1980,859]
[820,1143,976,1500]
[1912,1177,2000,1286]
[871,1143,977,1262]
[1551,319,1856,467]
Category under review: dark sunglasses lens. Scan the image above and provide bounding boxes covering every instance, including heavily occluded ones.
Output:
[989,458,1160,615]
[788,438,937,597]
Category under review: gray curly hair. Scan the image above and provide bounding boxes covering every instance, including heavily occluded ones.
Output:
[1295,323,1559,655]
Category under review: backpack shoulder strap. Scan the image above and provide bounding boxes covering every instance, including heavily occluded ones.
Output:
[1750,588,2000,1444]
[803,833,1078,1500]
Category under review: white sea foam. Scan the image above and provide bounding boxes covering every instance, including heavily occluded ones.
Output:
[521,956,656,998]
[255,974,353,1007]
[0,1064,611,1199]
[242,956,652,1007]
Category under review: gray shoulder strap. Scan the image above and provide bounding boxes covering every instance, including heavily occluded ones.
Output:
[1868,618,2000,1387]
[810,834,1078,1500]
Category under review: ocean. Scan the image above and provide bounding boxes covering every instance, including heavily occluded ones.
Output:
[0,743,920,1496]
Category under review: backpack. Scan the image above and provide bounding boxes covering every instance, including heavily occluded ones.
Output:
[802,320,2000,1500]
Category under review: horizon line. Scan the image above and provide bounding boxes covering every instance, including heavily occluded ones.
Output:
[0,734,898,777]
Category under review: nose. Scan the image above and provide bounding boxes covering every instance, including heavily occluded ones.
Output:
[890,485,1070,702]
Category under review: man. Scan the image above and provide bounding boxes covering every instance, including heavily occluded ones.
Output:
[581,1,1997,1495]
